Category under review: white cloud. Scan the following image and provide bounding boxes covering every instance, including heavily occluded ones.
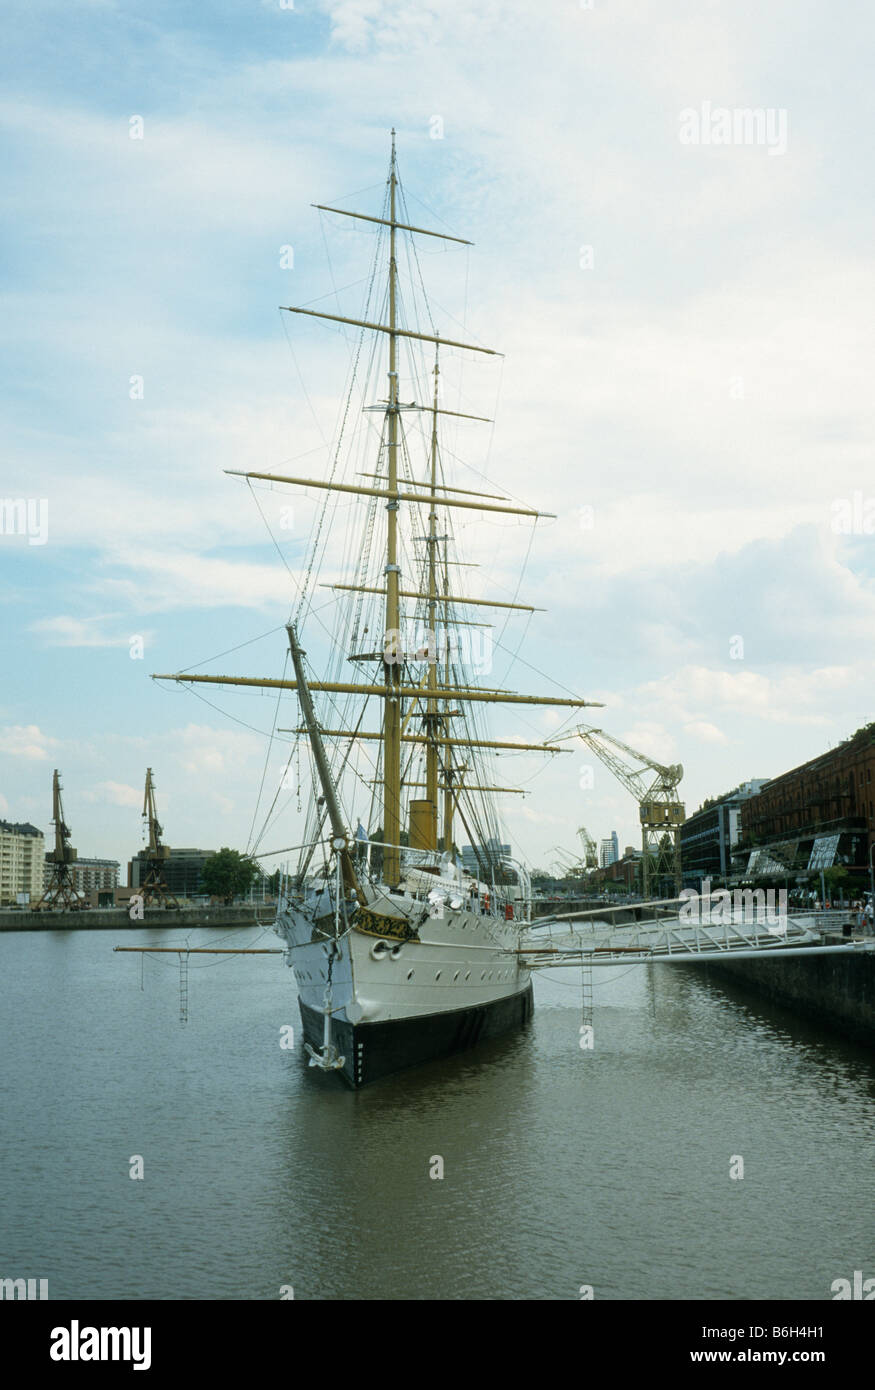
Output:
[31,616,135,648]
[684,720,728,745]
[83,781,143,809]
[0,725,58,760]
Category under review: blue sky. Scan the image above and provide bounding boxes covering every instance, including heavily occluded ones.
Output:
[2,0,874,873]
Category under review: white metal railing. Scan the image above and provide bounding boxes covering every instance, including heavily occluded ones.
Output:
[518,906,875,968]
[353,839,526,919]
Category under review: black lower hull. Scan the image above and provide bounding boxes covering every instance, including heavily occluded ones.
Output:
[298,982,534,1088]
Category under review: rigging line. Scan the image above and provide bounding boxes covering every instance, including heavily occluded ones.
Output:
[252,752,309,854]
[536,963,644,988]
[161,680,296,743]
[246,647,291,854]
[250,442,331,472]
[493,531,537,667]
[401,183,465,238]
[293,230,382,628]
[279,308,330,446]
[245,474,384,659]
[397,184,437,339]
[286,660,375,824]
[550,709,590,743]
[393,272,479,352]
[492,622,537,728]
[245,478,301,613]
[176,625,288,676]
[428,436,543,517]
[299,274,378,315]
[455,243,470,425]
[490,630,588,706]
[511,759,555,788]
[190,921,274,952]
[260,720,375,857]
[321,178,386,208]
[279,302,359,460]
[480,351,504,477]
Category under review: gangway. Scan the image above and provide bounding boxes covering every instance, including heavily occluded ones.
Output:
[516,899,874,969]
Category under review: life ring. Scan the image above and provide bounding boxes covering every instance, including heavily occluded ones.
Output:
[483,892,490,911]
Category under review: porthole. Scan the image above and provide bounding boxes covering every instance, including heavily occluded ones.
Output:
[465,971,471,981]
[435,971,442,982]
[481,971,486,981]
[453,971,460,982]
[407,969,415,981]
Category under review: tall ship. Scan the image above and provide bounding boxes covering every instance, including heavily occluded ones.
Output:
[158,133,601,1086]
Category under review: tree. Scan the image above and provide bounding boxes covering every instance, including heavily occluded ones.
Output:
[823,866,852,905]
[202,848,258,905]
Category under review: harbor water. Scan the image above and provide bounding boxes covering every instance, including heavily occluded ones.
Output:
[1,925,872,1300]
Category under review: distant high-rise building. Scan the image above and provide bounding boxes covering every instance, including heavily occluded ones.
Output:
[129,848,216,898]
[0,820,45,904]
[45,856,119,896]
[680,780,768,888]
[599,834,619,869]
[461,838,511,877]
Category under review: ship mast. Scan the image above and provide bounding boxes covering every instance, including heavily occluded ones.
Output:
[423,354,441,851]
[152,132,607,885]
[383,130,402,884]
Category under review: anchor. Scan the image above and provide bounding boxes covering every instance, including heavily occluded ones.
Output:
[305,964,346,1072]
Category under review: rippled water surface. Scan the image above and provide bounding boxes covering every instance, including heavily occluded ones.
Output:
[1,926,873,1299]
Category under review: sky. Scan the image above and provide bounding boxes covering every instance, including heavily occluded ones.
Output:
[2,0,874,876]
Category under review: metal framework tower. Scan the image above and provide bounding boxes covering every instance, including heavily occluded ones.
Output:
[574,726,685,899]
[577,825,599,870]
[138,768,179,908]
[33,769,81,910]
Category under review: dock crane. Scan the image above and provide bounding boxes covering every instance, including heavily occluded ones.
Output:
[577,825,599,870]
[139,768,179,908]
[549,844,581,878]
[573,726,685,899]
[33,769,82,910]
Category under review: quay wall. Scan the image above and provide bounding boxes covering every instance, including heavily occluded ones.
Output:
[699,947,875,1048]
[0,905,271,933]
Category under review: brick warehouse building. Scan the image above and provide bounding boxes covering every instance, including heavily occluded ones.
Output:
[739,722,875,881]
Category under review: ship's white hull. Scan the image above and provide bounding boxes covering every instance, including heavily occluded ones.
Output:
[274,885,533,1086]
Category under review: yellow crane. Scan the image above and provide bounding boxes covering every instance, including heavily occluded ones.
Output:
[577,825,599,870]
[33,769,81,910]
[574,726,685,899]
[139,768,178,908]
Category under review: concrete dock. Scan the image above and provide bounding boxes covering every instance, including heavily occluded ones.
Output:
[696,924,875,1048]
[0,904,271,932]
